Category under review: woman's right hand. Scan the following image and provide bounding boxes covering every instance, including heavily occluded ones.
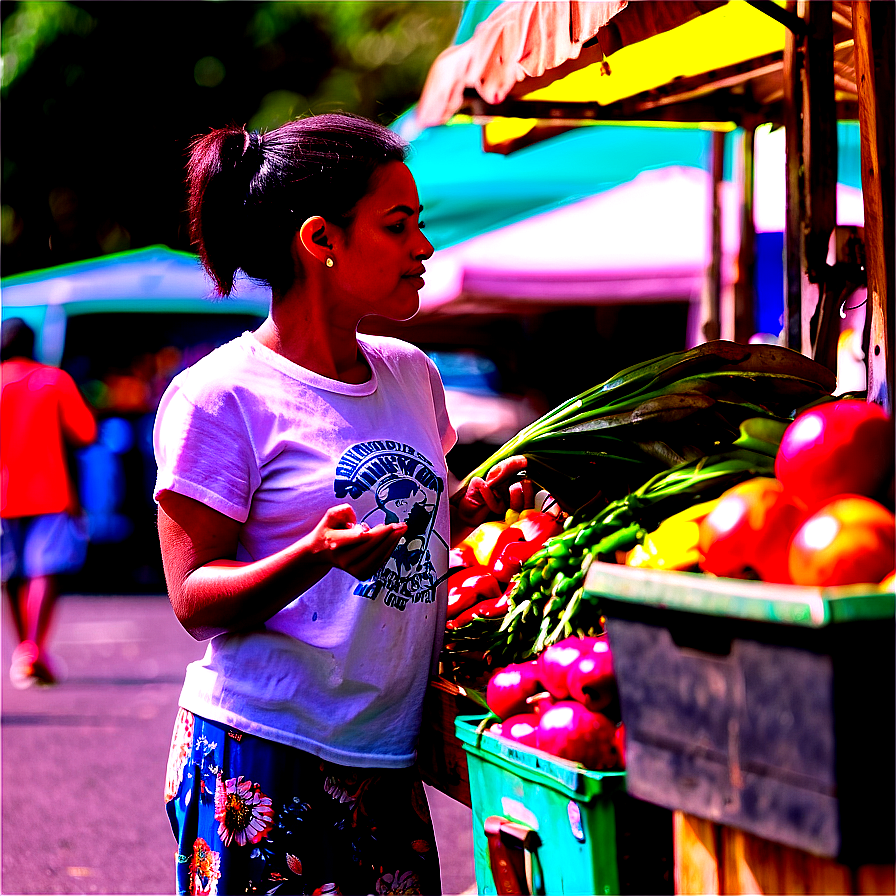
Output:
[308,504,406,581]
[158,491,405,640]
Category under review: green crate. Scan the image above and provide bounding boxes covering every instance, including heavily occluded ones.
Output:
[455,715,672,895]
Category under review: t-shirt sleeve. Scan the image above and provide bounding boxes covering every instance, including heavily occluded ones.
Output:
[153,378,258,523]
[424,353,457,456]
[57,369,98,447]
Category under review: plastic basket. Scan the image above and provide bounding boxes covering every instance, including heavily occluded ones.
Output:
[455,715,672,895]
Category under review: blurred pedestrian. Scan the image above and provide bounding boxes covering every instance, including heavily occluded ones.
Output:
[1,317,97,687]
[154,112,528,896]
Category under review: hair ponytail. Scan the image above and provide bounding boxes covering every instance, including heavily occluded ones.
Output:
[186,125,265,296]
[186,113,408,297]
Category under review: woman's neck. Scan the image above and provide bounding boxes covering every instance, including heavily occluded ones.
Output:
[253,306,370,385]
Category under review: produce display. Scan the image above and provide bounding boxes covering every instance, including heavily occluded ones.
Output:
[483,635,625,770]
[443,343,895,699]
[458,339,838,514]
[694,398,895,587]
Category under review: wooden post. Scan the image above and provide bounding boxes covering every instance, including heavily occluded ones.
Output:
[674,812,896,895]
[734,122,758,344]
[800,1,837,286]
[783,2,837,359]
[853,0,894,413]
[703,131,725,343]
[782,2,805,352]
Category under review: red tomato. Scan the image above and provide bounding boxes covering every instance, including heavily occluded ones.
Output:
[536,701,618,769]
[611,723,626,770]
[493,713,540,747]
[486,661,542,721]
[566,641,617,713]
[698,477,806,583]
[538,635,608,700]
[775,400,895,510]
[788,495,896,587]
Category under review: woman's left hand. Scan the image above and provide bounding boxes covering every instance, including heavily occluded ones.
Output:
[452,455,537,530]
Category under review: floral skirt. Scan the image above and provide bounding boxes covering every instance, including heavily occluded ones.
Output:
[164,708,442,896]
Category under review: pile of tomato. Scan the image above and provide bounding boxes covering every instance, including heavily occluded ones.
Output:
[698,398,895,588]
[484,634,625,770]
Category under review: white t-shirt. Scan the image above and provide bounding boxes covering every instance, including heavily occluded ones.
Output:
[153,331,457,768]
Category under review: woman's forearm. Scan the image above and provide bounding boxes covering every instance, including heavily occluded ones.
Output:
[170,537,329,640]
[158,494,407,641]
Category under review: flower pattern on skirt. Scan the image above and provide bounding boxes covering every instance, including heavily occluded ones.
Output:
[165,710,441,896]
[165,707,194,803]
[189,837,221,896]
[214,774,274,847]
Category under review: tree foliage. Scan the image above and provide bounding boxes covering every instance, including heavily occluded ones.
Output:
[0,0,461,276]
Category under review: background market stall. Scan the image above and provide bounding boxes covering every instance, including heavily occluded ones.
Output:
[0,247,540,590]
[415,0,892,412]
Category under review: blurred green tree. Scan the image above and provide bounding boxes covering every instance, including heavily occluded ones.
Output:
[0,0,461,276]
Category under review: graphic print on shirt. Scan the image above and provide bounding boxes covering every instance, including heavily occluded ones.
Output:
[334,441,445,611]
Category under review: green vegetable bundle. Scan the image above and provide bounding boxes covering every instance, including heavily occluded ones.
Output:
[459,340,836,514]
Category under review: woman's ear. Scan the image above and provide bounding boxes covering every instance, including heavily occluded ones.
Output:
[297,215,335,268]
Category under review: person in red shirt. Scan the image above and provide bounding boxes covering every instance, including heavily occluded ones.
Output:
[1,318,97,688]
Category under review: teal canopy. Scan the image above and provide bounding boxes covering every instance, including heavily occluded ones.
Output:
[398,113,863,254]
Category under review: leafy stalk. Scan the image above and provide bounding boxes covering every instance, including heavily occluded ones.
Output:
[457,341,834,492]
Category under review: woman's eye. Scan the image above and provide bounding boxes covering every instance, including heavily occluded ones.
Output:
[388,222,406,233]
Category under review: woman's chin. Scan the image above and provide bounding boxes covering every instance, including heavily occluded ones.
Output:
[363,300,420,325]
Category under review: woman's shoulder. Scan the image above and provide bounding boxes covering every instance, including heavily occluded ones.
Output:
[167,333,266,402]
[359,333,431,368]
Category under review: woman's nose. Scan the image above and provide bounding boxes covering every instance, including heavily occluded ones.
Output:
[415,233,435,261]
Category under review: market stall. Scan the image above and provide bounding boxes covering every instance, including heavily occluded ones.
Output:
[411,3,894,893]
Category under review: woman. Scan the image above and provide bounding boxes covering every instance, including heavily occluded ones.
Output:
[154,112,526,896]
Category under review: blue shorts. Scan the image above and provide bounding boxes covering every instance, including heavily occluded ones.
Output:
[1,512,89,582]
[164,709,442,896]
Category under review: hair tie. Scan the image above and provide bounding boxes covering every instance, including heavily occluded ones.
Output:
[242,130,264,172]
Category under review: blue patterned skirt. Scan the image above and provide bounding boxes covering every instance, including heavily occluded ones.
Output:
[164,709,442,895]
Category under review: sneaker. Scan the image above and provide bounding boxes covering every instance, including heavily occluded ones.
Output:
[31,650,58,687]
[9,641,39,690]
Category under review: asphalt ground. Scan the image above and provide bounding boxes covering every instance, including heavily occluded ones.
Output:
[1,594,475,895]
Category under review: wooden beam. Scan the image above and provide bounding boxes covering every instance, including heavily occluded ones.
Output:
[853,0,894,413]
[747,0,809,35]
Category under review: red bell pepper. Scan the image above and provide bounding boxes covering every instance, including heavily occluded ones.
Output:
[446,593,510,630]
[448,544,476,569]
[514,511,564,546]
[486,525,525,565]
[490,538,547,583]
[446,565,502,619]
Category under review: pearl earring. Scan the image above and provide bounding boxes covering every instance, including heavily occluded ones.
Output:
[326,257,335,268]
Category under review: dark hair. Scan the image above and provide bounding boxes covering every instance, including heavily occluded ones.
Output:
[1,317,35,361]
[187,112,409,296]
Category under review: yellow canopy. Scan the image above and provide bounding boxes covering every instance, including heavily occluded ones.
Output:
[417,1,858,150]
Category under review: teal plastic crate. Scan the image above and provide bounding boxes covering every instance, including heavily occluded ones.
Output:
[455,715,672,895]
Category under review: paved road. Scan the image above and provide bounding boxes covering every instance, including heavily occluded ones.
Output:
[1,595,475,895]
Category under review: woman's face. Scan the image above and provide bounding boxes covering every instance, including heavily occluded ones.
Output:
[330,161,434,323]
